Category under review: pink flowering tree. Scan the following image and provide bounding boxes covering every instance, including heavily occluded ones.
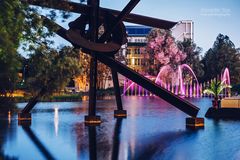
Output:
[147,29,187,84]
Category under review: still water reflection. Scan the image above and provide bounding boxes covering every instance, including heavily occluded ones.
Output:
[0,97,240,160]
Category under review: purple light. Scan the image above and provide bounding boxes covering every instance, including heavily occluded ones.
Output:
[189,84,192,98]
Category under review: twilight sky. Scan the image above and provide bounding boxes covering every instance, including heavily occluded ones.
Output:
[100,0,240,53]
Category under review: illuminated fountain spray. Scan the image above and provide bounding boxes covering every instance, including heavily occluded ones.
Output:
[123,66,231,98]
[222,68,230,85]
[122,76,155,96]
[155,64,199,97]
[180,64,199,97]
[221,67,231,97]
[123,64,200,97]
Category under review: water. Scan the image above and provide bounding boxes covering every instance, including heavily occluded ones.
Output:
[0,97,240,160]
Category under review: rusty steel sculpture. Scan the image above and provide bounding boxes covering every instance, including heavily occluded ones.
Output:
[19,0,203,126]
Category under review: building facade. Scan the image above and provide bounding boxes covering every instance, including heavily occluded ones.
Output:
[124,21,194,73]
[171,20,194,41]
[125,26,151,74]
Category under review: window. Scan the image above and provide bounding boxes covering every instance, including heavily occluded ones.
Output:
[131,58,135,65]
[135,59,138,65]
[127,49,131,54]
[134,49,138,54]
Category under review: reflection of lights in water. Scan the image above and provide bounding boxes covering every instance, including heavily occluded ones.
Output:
[129,104,136,156]
[8,111,11,125]
[54,107,59,136]
[123,141,128,159]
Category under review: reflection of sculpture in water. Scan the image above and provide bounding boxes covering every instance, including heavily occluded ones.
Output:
[88,126,97,160]
[22,126,55,160]
[0,118,17,159]
[111,118,123,160]
[74,118,124,160]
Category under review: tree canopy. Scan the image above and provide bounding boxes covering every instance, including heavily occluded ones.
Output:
[178,38,204,80]
[0,0,26,96]
[0,0,75,98]
[201,34,240,84]
[26,46,83,96]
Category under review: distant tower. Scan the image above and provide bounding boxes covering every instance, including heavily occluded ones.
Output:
[171,20,194,41]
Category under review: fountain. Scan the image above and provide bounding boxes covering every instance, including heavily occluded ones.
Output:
[221,68,231,97]
[123,67,231,98]
[222,68,230,85]
[155,64,199,97]
[122,75,155,96]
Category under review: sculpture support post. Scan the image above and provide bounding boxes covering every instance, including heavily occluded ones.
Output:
[85,0,101,125]
[111,56,127,118]
[112,69,127,118]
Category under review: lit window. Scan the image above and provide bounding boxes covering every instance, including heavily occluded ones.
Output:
[131,58,135,65]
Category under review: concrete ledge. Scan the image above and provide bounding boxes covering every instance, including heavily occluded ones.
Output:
[18,120,32,126]
[84,115,101,126]
[18,112,31,121]
[221,98,240,108]
[18,113,32,126]
[205,107,240,119]
[114,110,127,118]
[186,117,204,129]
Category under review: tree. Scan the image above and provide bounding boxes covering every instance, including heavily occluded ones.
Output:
[97,62,111,89]
[201,34,240,84]
[0,0,75,100]
[0,0,25,97]
[146,28,187,84]
[26,46,83,96]
[203,80,231,108]
[178,38,204,80]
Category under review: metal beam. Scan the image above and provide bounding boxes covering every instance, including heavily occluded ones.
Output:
[87,0,99,117]
[21,0,177,29]
[111,118,123,160]
[111,68,123,111]
[98,0,140,43]
[94,53,199,117]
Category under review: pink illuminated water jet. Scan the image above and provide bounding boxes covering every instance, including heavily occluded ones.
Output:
[222,68,230,85]
[155,64,199,97]
[123,66,231,98]
[221,68,231,97]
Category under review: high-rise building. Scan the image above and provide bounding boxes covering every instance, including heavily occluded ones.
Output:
[171,20,194,41]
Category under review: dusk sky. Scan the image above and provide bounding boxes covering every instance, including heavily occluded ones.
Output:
[100,0,240,54]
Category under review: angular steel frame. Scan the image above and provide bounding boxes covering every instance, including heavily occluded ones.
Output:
[20,0,199,119]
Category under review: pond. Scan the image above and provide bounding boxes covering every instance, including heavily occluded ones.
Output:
[0,96,240,160]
